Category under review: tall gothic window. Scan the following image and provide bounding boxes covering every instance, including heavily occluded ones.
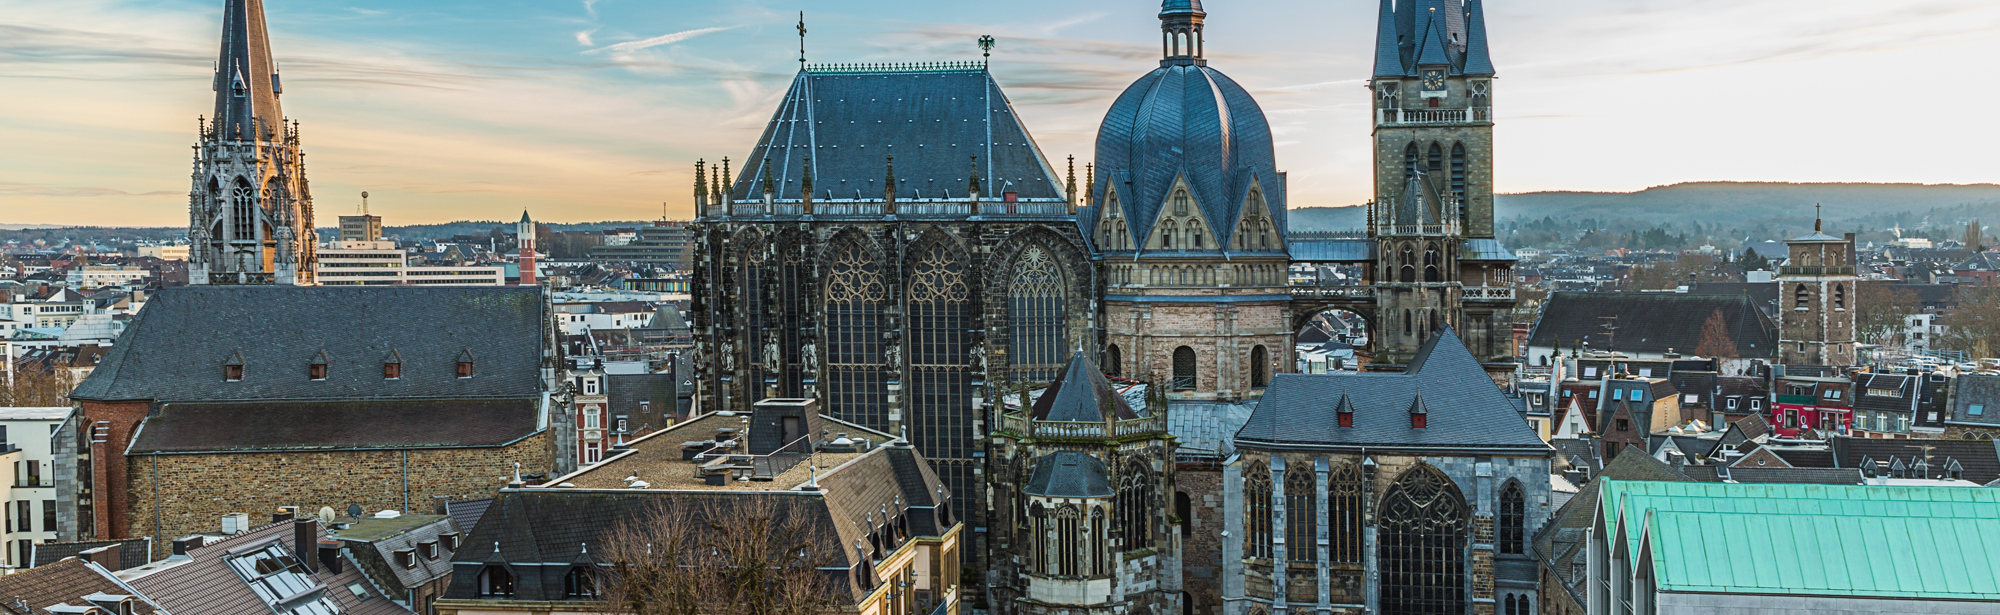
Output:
[1329,462,1363,564]
[1029,502,1047,574]
[738,234,767,411]
[1400,245,1417,283]
[1380,465,1470,615]
[1427,143,1443,172]
[826,241,888,431]
[1055,504,1081,576]
[1499,481,1526,555]
[1118,460,1154,549]
[1107,344,1123,377]
[1250,345,1269,388]
[1172,346,1197,391]
[1245,462,1272,559]
[231,181,256,241]
[1286,467,1316,563]
[1424,244,1441,283]
[908,241,973,507]
[779,242,807,397]
[1403,143,1420,178]
[1009,246,1067,383]
[1091,507,1109,575]
[1173,190,1191,215]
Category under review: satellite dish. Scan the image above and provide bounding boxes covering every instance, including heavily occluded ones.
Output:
[317,507,336,525]
[346,504,364,519]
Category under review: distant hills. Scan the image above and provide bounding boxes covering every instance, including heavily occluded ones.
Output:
[1287,182,2000,232]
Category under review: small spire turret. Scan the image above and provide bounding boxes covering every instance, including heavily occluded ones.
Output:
[883,155,897,214]
[800,156,815,214]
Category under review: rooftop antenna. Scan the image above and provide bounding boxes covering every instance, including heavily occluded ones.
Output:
[797,12,808,69]
[978,35,995,67]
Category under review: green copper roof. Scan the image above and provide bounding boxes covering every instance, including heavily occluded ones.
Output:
[1602,480,2000,600]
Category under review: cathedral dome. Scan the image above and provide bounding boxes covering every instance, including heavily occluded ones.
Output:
[1090,0,1284,253]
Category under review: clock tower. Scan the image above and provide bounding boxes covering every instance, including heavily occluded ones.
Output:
[1365,0,1517,376]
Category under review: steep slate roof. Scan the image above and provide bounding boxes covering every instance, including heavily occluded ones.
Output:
[1236,327,1547,452]
[1289,238,1374,262]
[1024,451,1113,498]
[211,0,285,141]
[1949,374,2000,427]
[328,514,460,595]
[1852,372,1920,413]
[124,520,410,615]
[0,558,163,615]
[1372,0,1495,77]
[1829,436,2000,484]
[1089,48,1285,255]
[729,67,1064,203]
[71,286,548,402]
[1032,351,1140,422]
[129,398,541,453]
[1528,292,1776,358]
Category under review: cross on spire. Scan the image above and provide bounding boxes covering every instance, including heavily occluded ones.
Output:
[797,12,808,68]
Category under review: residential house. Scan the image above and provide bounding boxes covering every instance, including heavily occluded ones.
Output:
[1943,374,2000,439]
[328,513,463,615]
[1,407,69,566]
[0,556,166,614]
[120,517,414,615]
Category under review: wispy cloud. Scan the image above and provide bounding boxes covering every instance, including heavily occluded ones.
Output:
[583,26,738,55]
[1270,78,1366,92]
[574,29,596,47]
[0,182,176,198]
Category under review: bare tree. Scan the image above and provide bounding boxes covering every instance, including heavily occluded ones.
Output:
[1940,287,2000,356]
[1693,309,1738,362]
[595,497,842,615]
[1854,282,1922,346]
[0,365,78,407]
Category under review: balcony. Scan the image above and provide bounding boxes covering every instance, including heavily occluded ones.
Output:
[1377,107,1492,126]
[714,199,1071,219]
[996,413,1165,439]
[1288,285,1377,300]
[1463,286,1515,301]
[1379,223,1457,236]
[1779,266,1855,276]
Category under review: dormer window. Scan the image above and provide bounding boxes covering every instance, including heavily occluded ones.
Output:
[383,349,401,379]
[440,532,460,551]
[224,351,245,382]
[1338,397,1355,428]
[420,541,439,560]
[456,349,475,378]
[309,350,329,381]
[397,549,417,569]
[1409,396,1428,429]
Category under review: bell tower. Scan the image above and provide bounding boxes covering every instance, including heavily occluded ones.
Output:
[1778,211,1859,366]
[1366,0,1516,374]
[188,0,315,285]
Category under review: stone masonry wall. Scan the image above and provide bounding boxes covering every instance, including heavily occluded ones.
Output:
[126,431,551,557]
[1178,467,1225,615]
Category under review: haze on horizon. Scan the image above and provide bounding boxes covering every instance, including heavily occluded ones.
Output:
[3,0,1998,226]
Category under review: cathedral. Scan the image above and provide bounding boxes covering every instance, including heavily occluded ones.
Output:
[186,0,317,285]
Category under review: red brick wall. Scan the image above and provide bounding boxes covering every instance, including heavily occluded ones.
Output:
[78,400,150,540]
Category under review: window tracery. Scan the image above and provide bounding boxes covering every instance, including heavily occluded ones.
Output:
[1118,460,1155,549]
[1245,462,1272,559]
[1499,481,1526,555]
[1380,465,1469,615]
[1286,466,1316,563]
[909,241,972,463]
[1009,246,1067,383]
[1330,462,1363,564]
[826,241,887,430]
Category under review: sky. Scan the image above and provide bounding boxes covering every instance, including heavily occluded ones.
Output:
[3,0,2000,226]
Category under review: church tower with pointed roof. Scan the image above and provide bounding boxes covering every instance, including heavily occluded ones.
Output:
[1778,214,1858,366]
[188,0,315,285]
[1365,0,1517,375]
[1090,0,1294,403]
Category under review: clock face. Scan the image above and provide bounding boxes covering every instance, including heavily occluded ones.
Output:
[1421,70,1446,92]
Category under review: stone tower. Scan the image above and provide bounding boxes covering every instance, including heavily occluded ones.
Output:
[188,0,315,286]
[1778,215,1858,366]
[516,210,539,287]
[1091,0,1295,402]
[1366,0,1517,373]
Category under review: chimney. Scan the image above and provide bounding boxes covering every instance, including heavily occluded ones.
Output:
[79,543,121,571]
[272,506,298,524]
[293,518,319,573]
[171,535,206,558]
[1844,232,1857,266]
[318,540,344,574]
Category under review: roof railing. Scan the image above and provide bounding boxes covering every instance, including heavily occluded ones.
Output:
[806,61,987,74]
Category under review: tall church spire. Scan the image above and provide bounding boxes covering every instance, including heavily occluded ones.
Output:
[212,0,284,141]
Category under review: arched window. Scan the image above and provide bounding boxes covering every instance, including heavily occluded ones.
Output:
[1010,246,1067,383]
[1245,462,1272,559]
[1499,481,1526,555]
[1174,190,1192,215]
[1404,309,1414,337]
[1504,595,1518,615]
[1118,460,1155,549]
[1172,346,1197,390]
[738,234,767,412]
[1403,143,1420,178]
[1028,502,1047,574]
[1424,244,1441,282]
[1091,507,1109,575]
[1250,345,1269,388]
[1055,504,1081,576]
[1400,245,1417,283]
[231,181,256,241]
[1189,222,1204,249]
[909,241,973,486]
[563,566,597,599]
[779,241,808,397]
[1286,467,1316,563]
[1427,143,1444,172]
[826,241,888,430]
[1379,465,1469,615]
[1330,462,1363,564]
[1795,284,1810,310]
[1175,491,1193,539]
[1834,283,1846,310]
[1107,344,1123,377]
[478,566,515,598]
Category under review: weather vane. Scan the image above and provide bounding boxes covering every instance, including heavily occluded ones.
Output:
[797,12,808,68]
[979,35,995,67]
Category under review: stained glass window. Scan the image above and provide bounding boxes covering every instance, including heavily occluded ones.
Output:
[1380,465,1469,615]
[826,241,887,431]
[1245,461,1272,559]
[1009,246,1066,383]
[1499,481,1526,555]
[1329,462,1363,564]
[1286,466,1316,563]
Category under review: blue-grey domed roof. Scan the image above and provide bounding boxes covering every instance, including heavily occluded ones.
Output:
[1089,62,1284,254]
